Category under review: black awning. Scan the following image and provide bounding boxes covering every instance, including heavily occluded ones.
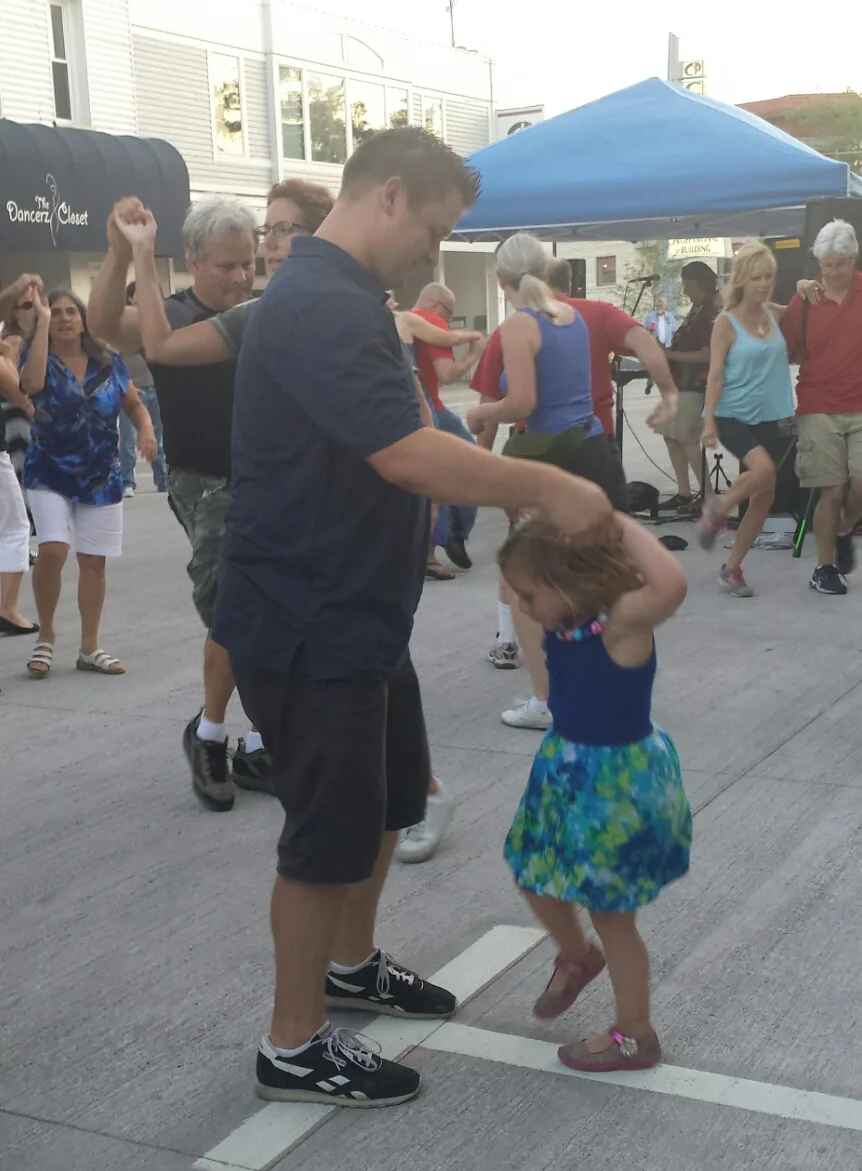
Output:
[0,120,190,256]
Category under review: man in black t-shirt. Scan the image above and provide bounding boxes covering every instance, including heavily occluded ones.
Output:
[654,261,723,511]
[89,198,265,810]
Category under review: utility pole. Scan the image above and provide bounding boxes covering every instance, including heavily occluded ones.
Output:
[447,0,456,48]
[667,33,680,83]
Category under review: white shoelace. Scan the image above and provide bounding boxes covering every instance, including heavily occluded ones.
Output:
[375,950,417,997]
[322,1027,380,1072]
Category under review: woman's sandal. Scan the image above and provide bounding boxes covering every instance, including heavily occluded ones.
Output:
[558,1026,662,1073]
[533,944,607,1020]
[425,559,456,582]
[76,649,125,675]
[27,642,54,678]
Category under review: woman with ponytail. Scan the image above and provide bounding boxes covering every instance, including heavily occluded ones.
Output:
[467,232,626,731]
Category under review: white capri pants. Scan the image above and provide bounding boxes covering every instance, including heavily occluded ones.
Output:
[0,451,31,573]
[28,488,123,557]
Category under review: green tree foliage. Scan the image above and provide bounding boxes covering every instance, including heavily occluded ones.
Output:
[621,242,686,316]
[790,89,862,173]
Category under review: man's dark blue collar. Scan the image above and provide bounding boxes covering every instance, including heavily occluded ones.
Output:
[290,236,388,302]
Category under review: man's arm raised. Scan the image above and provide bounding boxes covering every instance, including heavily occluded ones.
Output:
[87,199,146,353]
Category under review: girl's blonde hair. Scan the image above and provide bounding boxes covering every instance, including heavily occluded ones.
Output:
[496,232,560,317]
[497,516,642,621]
[723,242,777,310]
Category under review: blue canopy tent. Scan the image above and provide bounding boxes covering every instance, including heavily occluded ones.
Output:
[454,78,862,242]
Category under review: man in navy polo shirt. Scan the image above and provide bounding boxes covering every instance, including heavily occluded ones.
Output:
[212,128,616,1107]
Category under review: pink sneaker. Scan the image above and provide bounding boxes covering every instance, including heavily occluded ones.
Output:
[558,1026,662,1072]
[533,945,606,1021]
[719,565,754,597]
[698,498,725,550]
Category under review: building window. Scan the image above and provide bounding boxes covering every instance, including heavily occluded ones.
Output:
[596,255,617,287]
[350,79,385,149]
[387,87,408,129]
[423,95,444,139]
[279,65,305,160]
[308,73,346,164]
[50,2,73,121]
[212,53,244,155]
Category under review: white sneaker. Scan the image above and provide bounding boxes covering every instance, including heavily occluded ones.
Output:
[123,486,135,499]
[501,699,552,730]
[397,779,455,864]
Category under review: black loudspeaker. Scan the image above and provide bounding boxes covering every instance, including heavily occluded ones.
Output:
[802,198,862,278]
[767,238,804,304]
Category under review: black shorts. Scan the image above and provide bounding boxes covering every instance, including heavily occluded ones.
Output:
[232,659,430,884]
[716,418,783,464]
[505,430,629,512]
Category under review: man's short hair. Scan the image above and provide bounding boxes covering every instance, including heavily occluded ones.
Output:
[546,258,572,295]
[267,179,334,235]
[416,282,454,309]
[812,218,859,260]
[340,127,480,211]
[681,260,717,290]
[182,197,257,264]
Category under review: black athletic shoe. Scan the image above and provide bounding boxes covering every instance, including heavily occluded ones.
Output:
[183,712,235,812]
[256,1027,421,1107]
[444,534,472,571]
[232,739,275,795]
[836,532,856,577]
[325,949,457,1019]
[809,564,848,596]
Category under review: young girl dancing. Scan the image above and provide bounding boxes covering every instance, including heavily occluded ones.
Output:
[499,513,692,1072]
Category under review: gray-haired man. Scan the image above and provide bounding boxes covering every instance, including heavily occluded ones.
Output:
[782,219,862,595]
[89,196,269,808]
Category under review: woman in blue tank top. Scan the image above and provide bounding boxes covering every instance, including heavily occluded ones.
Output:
[466,233,627,733]
[498,513,691,1074]
[699,243,794,596]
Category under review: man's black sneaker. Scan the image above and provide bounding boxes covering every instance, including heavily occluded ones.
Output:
[256,1028,420,1107]
[836,532,856,577]
[325,949,457,1019]
[444,534,472,571]
[183,712,235,812]
[809,564,848,596]
[232,739,275,795]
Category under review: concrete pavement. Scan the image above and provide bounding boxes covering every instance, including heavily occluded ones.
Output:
[2,387,861,1171]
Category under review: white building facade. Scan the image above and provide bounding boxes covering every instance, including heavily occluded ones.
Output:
[0,0,500,328]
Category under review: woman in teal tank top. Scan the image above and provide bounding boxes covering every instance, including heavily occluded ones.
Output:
[698,243,794,596]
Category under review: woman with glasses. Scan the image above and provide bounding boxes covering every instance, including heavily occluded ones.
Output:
[0,329,38,637]
[1,285,38,485]
[19,289,156,678]
[113,180,335,367]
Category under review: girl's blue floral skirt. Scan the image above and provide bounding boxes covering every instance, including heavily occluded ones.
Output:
[504,727,692,912]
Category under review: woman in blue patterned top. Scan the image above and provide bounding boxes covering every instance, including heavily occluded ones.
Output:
[499,513,691,1074]
[19,289,156,678]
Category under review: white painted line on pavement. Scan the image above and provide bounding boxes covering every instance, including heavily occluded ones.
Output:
[194,925,546,1171]
[425,1023,862,1133]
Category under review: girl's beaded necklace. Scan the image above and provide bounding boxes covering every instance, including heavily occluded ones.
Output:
[555,612,607,643]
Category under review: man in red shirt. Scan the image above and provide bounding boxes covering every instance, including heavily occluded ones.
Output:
[412,283,486,574]
[471,258,680,671]
[781,219,862,596]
